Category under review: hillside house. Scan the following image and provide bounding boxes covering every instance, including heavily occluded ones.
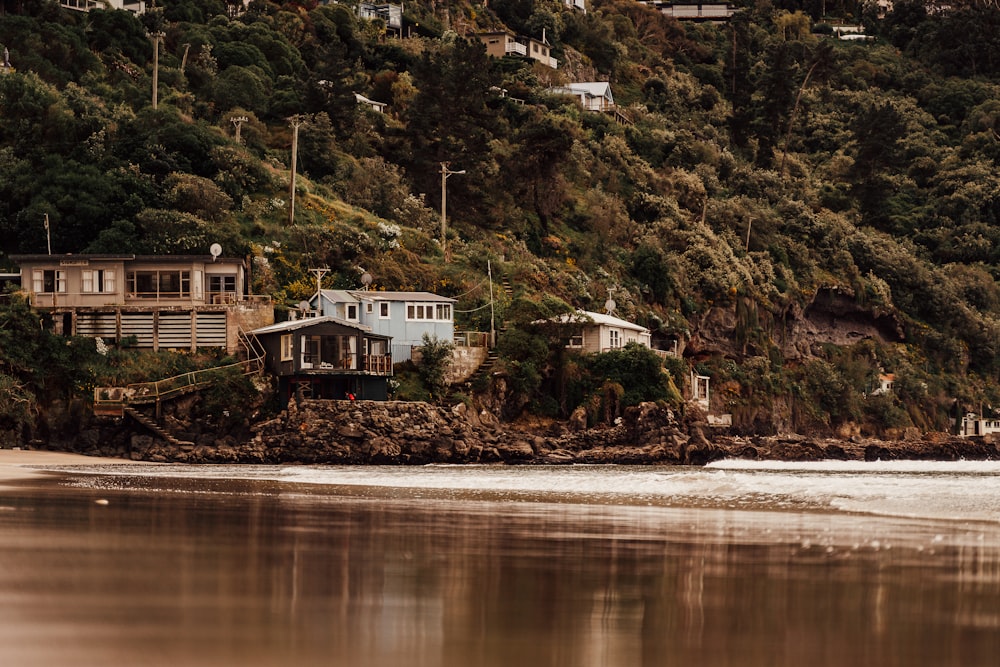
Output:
[547,82,615,112]
[563,0,587,12]
[551,310,652,353]
[251,316,392,404]
[59,0,146,13]
[478,31,528,58]
[10,254,273,353]
[355,93,387,113]
[356,2,403,35]
[310,290,456,362]
[525,36,558,69]
[478,32,558,69]
[871,373,895,396]
[643,2,737,21]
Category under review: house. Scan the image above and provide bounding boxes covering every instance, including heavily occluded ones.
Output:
[871,373,895,396]
[525,36,558,69]
[10,253,273,353]
[642,2,737,21]
[959,413,1000,438]
[355,93,387,114]
[551,309,652,353]
[546,82,615,112]
[563,0,587,12]
[356,2,403,35]
[59,0,146,13]
[251,316,392,404]
[478,31,528,59]
[478,32,558,69]
[310,290,456,362]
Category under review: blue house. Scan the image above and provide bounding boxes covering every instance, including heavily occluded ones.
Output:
[310,290,456,362]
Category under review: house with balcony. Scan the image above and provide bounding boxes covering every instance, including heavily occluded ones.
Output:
[310,290,456,362]
[10,254,273,354]
[250,316,392,404]
[547,82,615,112]
[478,31,528,59]
[478,31,558,69]
[59,0,146,14]
[356,2,403,35]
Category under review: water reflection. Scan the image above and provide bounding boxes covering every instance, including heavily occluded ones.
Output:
[0,478,999,667]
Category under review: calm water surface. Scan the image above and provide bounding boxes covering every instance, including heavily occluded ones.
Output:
[0,461,999,667]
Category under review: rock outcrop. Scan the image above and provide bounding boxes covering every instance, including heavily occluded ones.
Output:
[55,398,1000,466]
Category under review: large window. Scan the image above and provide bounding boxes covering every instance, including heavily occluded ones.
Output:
[127,270,190,298]
[280,334,293,361]
[609,329,621,349]
[379,302,390,318]
[82,269,116,294]
[406,302,452,322]
[32,269,66,294]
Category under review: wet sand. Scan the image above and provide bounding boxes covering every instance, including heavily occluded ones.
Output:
[0,449,130,486]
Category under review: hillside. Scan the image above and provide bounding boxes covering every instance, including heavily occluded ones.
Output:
[3,0,1000,438]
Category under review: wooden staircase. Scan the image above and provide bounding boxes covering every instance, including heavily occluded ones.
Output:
[123,406,194,447]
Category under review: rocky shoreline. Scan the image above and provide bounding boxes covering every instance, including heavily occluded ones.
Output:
[54,399,1000,465]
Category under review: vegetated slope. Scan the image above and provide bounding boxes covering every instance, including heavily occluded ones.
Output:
[2,0,1000,435]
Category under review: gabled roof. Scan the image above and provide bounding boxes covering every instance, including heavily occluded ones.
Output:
[315,289,359,304]
[552,309,650,334]
[251,315,382,337]
[351,290,457,303]
[548,82,613,101]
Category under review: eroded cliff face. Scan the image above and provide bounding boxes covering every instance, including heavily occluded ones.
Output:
[779,287,905,360]
[683,287,904,362]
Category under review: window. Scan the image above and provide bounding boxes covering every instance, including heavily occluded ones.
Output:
[379,302,390,318]
[32,269,66,294]
[346,304,358,320]
[127,270,191,298]
[567,334,583,348]
[208,275,236,294]
[406,302,452,321]
[280,334,293,361]
[366,303,374,314]
[82,269,116,293]
[609,329,621,349]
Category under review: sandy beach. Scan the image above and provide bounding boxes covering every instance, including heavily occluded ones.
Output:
[0,448,129,485]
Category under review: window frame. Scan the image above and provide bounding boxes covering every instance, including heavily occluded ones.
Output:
[280,334,293,361]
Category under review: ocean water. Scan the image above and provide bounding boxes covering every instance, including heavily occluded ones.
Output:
[1,460,999,666]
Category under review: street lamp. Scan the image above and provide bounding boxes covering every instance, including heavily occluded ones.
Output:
[440,162,464,262]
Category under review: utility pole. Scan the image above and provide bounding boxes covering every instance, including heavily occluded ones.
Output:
[288,116,304,226]
[44,213,51,255]
[151,32,164,109]
[309,267,329,305]
[440,162,464,261]
[231,115,248,144]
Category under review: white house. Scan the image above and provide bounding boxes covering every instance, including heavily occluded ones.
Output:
[59,0,146,13]
[310,290,456,362]
[355,93,387,114]
[959,413,1000,438]
[547,82,615,112]
[551,309,651,353]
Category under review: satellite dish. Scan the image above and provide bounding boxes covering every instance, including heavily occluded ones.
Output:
[209,243,222,261]
[361,272,373,289]
[298,300,311,312]
[604,298,616,314]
